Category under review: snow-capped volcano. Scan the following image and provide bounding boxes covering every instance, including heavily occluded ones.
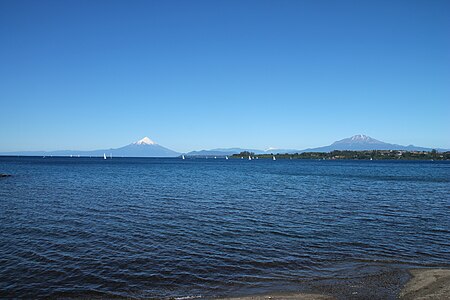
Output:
[116,136,178,156]
[0,136,180,157]
[1,134,444,157]
[351,134,371,140]
[133,137,156,145]
[334,134,384,145]
[300,134,436,152]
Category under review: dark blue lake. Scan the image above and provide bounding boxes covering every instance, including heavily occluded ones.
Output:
[1,157,449,299]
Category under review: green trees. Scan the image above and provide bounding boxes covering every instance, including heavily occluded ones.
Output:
[235,151,255,157]
[232,150,450,160]
[431,149,437,159]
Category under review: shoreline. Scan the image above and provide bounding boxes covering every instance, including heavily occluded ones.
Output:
[215,268,450,300]
[400,269,450,299]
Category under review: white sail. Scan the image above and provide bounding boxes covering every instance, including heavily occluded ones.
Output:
[248,156,252,160]
[225,156,228,160]
[182,155,185,160]
[273,156,276,160]
[103,153,107,160]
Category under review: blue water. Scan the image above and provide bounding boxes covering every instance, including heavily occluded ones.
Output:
[1,157,449,299]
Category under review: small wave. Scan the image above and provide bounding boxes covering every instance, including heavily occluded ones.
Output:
[175,295,202,300]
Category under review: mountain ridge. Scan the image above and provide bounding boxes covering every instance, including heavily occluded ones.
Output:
[0,137,180,157]
[299,134,445,153]
[0,135,447,157]
[186,135,448,156]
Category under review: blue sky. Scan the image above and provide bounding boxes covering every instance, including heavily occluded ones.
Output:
[1,0,449,152]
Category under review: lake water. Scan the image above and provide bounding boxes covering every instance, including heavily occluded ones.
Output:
[1,157,449,299]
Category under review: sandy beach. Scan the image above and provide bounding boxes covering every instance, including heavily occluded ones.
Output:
[400,269,450,300]
[217,268,450,300]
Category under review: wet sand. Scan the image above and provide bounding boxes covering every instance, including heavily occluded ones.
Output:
[217,268,450,300]
[400,269,450,300]
[217,293,333,300]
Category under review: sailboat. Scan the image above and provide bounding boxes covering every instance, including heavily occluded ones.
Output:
[182,155,185,160]
[225,156,229,160]
[103,153,107,160]
[273,156,276,161]
[248,156,252,160]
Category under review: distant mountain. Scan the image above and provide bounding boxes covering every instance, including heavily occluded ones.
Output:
[1,134,446,158]
[0,137,180,157]
[109,137,179,157]
[297,134,444,153]
[185,134,446,156]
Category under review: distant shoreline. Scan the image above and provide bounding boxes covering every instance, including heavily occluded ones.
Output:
[1,150,450,161]
[0,153,450,162]
[232,150,450,161]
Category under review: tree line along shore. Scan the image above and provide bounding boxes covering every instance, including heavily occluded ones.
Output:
[232,150,450,160]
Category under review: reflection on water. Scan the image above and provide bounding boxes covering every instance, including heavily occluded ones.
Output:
[0,157,449,298]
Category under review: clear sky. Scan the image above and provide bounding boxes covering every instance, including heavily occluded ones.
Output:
[1,0,449,152]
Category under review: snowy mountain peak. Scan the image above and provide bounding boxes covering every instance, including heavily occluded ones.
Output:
[333,134,384,145]
[134,137,156,145]
[351,134,371,141]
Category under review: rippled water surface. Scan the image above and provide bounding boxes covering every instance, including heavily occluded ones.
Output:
[1,157,449,298]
